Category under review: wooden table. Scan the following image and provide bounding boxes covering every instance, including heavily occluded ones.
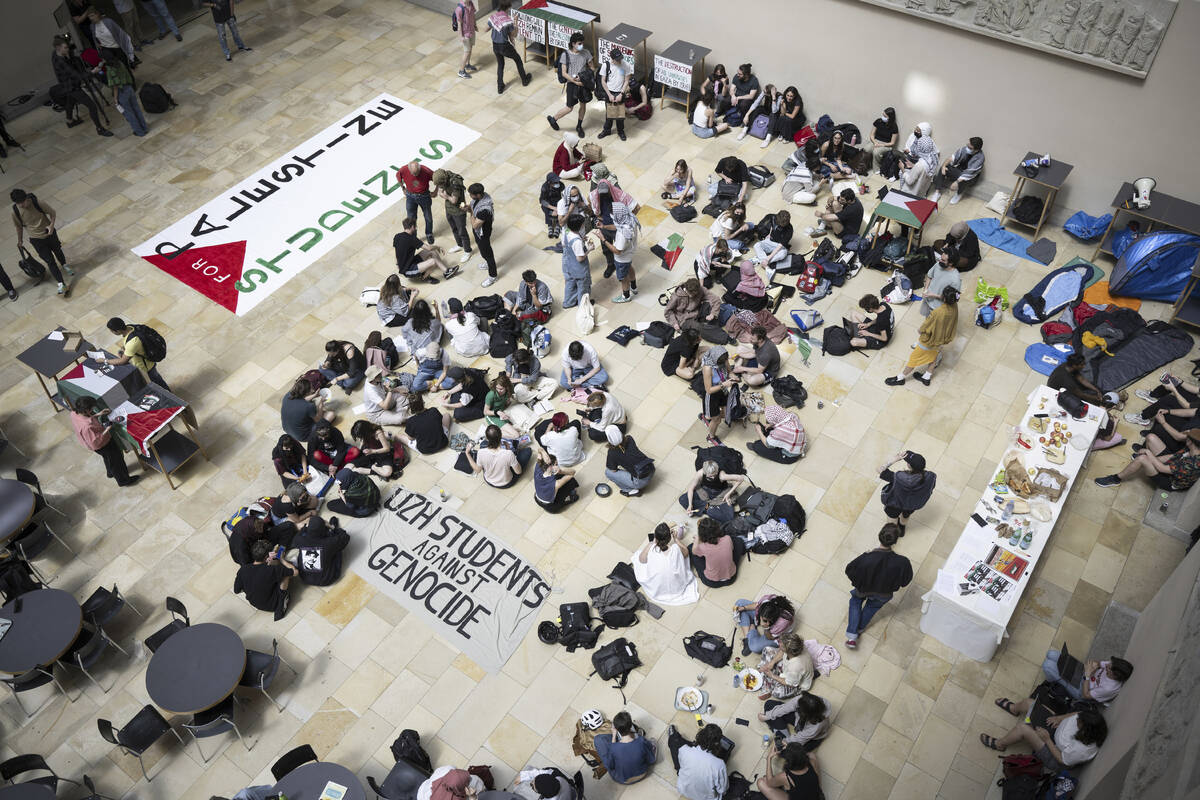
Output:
[999,152,1074,241]
[274,761,366,800]
[0,479,36,544]
[0,588,83,675]
[15,328,96,413]
[145,623,245,714]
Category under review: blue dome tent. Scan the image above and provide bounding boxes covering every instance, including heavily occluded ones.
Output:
[1109,232,1200,302]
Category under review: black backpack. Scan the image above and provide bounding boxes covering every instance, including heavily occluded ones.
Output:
[557,602,601,652]
[468,293,504,319]
[16,245,45,282]
[670,204,698,223]
[822,324,853,356]
[488,311,521,358]
[724,771,753,800]
[772,494,807,535]
[1012,195,1045,225]
[692,444,745,476]
[590,637,640,698]
[390,729,433,774]
[879,149,902,180]
[771,375,807,409]
[138,82,175,114]
[130,323,167,363]
[997,774,1041,800]
[682,630,732,667]
[642,321,673,348]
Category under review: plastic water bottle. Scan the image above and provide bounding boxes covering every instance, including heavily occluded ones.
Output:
[762,734,771,748]
[1002,500,1014,521]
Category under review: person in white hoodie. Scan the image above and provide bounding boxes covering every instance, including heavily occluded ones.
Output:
[443,298,489,358]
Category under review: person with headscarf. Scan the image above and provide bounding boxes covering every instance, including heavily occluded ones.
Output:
[553,131,585,179]
[602,201,640,303]
[556,183,590,231]
[633,523,700,606]
[898,121,939,195]
[443,298,489,358]
[590,179,638,280]
[697,347,737,445]
[604,425,654,496]
[418,767,484,800]
[724,260,768,312]
[751,405,806,463]
[886,285,960,387]
[945,220,981,271]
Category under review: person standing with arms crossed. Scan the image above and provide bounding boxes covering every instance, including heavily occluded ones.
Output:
[11,188,72,296]
[468,183,499,288]
[487,1,529,94]
[397,159,436,245]
[452,0,479,79]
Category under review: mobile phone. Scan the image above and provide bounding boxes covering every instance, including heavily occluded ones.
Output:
[971,513,986,527]
[734,717,750,727]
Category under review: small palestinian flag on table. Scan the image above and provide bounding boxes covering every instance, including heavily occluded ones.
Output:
[649,233,685,270]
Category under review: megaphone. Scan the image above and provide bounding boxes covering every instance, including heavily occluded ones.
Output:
[1020,153,1050,177]
[1133,177,1156,209]
[1038,153,1051,168]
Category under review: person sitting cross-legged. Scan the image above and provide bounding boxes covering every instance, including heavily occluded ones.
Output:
[234,539,299,621]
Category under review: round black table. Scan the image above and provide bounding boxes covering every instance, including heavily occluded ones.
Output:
[274,762,366,800]
[145,622,245,714]
[0,784,55,800]
[0,479,36,544]
[0,588,83,675]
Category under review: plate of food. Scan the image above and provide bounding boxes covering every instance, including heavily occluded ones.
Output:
[737,668,764,692]
[674,686,708,712]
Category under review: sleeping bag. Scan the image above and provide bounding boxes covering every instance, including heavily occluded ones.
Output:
[1012,261,1102,324]
[1086,320,1195,391]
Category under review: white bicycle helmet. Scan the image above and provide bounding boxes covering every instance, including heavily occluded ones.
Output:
[581,709,604,730]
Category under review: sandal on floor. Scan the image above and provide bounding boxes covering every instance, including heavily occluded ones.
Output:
[979,733,1005,751]
[994,698,1018,716]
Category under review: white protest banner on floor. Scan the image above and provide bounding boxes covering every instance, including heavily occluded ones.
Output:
[349,486,551,672]
[133,94,479,316]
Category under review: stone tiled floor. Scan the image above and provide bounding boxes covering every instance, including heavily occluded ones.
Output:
[0,1,1189,798]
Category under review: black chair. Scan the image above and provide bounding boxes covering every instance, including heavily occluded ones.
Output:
[60,624,122,692]
[15,467,66,518]
[11,521,73,585]
[239,638,296,712]
[97,705,185,782]
[1,667,69,717]
[181,696,254,763]
[368,758,432,800]
[142,596,189,653]
[270,743,318,781]
[0,754,82,793]
[81,584,142,656]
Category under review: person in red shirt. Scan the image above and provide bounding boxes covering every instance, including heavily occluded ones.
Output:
[70,397,139,487]
[397,159,436,244]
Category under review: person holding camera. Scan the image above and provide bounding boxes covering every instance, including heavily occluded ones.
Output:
[70,397,139,487]
[50,36,113,137]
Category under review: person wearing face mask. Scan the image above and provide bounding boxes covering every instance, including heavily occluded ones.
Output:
[919,241,963,317]
[864,107,899,174]
[930,136,985,204]
[547,32,594,138]
[898,122,939,196]
[556,183,590,231]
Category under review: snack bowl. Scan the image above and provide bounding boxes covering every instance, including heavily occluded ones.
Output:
[737,668,764,692]
[675,686,708,712]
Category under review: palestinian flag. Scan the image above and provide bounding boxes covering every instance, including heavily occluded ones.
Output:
[875,189,938,228]
[111,398,183,456]
[650,233,685,270]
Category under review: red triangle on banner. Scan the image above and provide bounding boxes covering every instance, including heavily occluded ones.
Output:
[522,0,549,7]
[142,240,247,313]
[122,406,181,447]
[62,362,85,381]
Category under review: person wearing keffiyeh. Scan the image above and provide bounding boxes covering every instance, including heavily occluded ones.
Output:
[750,405,806,463]
[899,121,939,195]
